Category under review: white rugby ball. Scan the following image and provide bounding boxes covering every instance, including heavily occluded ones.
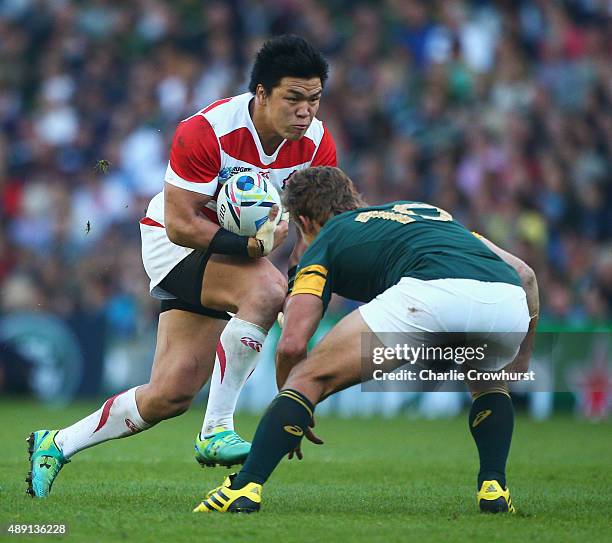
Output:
[216,172,281,236]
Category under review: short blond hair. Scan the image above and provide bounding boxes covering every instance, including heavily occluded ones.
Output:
[282,167,366,224]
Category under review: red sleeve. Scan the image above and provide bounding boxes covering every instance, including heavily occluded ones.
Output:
[165,115,221,195]
[310,125,337,167]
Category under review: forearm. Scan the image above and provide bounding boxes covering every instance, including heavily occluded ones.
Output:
[275,294,323,390]
[275,328,309,391]
[166,205,273,258]
[165,210,221,250]
[512,271,539,373]
[478,235,539,316]
[164,184,220,250]
[509,312,538,373]
[522,270,539,319]
[164,182,260,255]
[170,219,271,259]
[275,348,306,390]
[477,235,539,372]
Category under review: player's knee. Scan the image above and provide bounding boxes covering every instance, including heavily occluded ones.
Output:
[241,265,287,315]
[258,266,287,306]
[272,273,288,303]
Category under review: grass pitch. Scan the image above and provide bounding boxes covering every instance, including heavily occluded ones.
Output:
[1,398,610,542]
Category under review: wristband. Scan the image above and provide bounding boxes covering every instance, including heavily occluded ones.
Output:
[209,228,249,256]
[247,237,265,258]
[287,265,298,294]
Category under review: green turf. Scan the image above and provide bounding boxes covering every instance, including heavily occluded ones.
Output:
[0,398,610,542]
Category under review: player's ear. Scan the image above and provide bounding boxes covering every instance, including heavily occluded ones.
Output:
[298,215,313,236]
[256,84,268,106]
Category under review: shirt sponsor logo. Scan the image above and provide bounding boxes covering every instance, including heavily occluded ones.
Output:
[218,166,252,184]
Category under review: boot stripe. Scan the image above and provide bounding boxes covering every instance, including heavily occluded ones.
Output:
[208,494,225,508]
[206,498,223,512]
[217,490,229,501]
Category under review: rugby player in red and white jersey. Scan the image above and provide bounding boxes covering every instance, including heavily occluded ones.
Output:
[26,35,337,497]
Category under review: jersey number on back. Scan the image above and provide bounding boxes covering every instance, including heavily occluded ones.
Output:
[355,203,453,225]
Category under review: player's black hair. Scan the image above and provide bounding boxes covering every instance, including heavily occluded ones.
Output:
[248,35,329,94]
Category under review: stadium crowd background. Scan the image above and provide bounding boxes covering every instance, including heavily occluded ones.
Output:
[1,0,610,349]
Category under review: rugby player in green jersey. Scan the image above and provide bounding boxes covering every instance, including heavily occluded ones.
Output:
[194,166,539,514]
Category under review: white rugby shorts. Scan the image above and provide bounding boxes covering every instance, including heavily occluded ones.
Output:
[140,192,194,299]
[359,277,530,371]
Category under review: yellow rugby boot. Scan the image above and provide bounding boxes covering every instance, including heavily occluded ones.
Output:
[477,480,516,513]
[194,475,262,514]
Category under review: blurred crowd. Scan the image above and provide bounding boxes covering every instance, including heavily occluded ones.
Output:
[1,0,610,340]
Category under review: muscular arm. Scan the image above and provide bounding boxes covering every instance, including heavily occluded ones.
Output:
[163,114,223,250]
[164,182,220,250]
[275,294,324,389]
[478,235,539,372]
[478,236,539,318]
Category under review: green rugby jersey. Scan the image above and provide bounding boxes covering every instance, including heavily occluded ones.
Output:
[292,201,522,311]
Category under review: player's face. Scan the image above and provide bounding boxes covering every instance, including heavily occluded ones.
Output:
[267,77,322,140]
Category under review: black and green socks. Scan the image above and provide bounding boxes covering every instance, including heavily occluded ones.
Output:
[469,391,514,489]
[232,389,314,489]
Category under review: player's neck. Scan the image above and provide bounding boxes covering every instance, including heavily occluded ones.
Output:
[250,99,284,156]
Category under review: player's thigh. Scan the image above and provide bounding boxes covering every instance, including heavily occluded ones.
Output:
[286,308,379,404]
[200,254,287,313]
[148,309,226,398]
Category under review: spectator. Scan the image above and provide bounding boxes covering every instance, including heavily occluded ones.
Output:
[0,0,610,337]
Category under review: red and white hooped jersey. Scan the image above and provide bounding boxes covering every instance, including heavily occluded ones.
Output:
[141,92,337,228]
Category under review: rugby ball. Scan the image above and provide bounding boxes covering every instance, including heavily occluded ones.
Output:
[216,172,282,236]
